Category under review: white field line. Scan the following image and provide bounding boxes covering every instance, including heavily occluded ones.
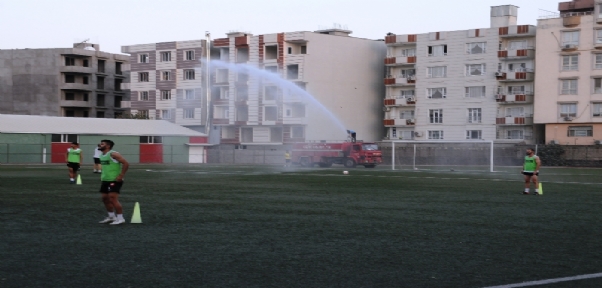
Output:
[483,272,602,288]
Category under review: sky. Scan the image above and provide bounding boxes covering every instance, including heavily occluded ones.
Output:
[0,0,559,55]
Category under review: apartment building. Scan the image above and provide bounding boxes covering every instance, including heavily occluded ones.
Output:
[121,40,207,131]
[535,0,602,145]
[0,43,129,118]
[383,5,537,143]
[211,29,386,144]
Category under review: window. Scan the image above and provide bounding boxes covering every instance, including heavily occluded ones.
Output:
[400,110,415,119]
[139,91,149,101]
[561,79,578,95]
[596,30,602,44]
[400,69,415,78]
[264,106,278,121]
[160,51,171,62]
[83,59,89,67]
[596,54,602,69]
[184,69,195,80]
[139,72,149,82]
[429,109,443,123]
[508,63,526,72]
[65,93,75,100]
[562,55,578,71]
[428,130,444,139]
[160,110,172,119]
[97,94,105,106]
[399,130,414,140]
[562,31,579,46]
[97,111,105,118]
[51,134,78,143]
[116,62,122,75]
[160,90,171,100]
[592,103,602,117]
[465,86,486,98]
[301,46,307,54]
[509,40,528,50]
[288,47,292,54]
[567,126,593,137]
[468,108,482,123]
[161,71,172,81]
[65,57,75,66]
[506,107,524,117]
[466,42,486,54]
[560,103,577,117]
[466,130,482,139]
[265,45,278,60]
[140,136,162,143]
[428,45,447,56]
[265,86,278,101]
[427,88,446,99]
[136,110,149,118]
[185,89,195,100]
[508,85,526,94]
[184,109,195,119]
[427,66,447,78]
[507,130,524,139]
[595,78,602,94]
[97,77,104,89]
[83,93,88,101]
[466,64,486,76]
[400,48,416,57]
[287,64,299,79]
[114,96,122,108]
[98,60,105,73]
[185,50,195,60]
[65,75,75,83]
[291,126,304,138]
[400,90,415,98]
[219,87,229,99]
[139,53,149,63]
[265,66,278,73]
[83,76,88,84]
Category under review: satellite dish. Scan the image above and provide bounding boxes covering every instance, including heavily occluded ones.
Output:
[84,46,96,51]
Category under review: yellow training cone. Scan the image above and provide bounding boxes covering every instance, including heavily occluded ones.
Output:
[131,202,142,223]
[76,175,82,185]
[539,182,543,195]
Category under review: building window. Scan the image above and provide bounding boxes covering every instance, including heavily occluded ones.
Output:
[428,130,444,139]
[98,60,105,73]
[507,85,527,94]
[594,78,602,94]
[466,130,482,139]
[160,51,171,62]
[136,110,149,118]
[468,108,482,123]
[506,107,524,117]
[97,94,105,106]
[96,111,105,118]
[561,79,578,95]
[139,91,149,101]
[288,47,292,54]
[183,89,194,100]
[65,57,75,66]
[562,55,578,71]
[507,130,524,139]
[264,106,278,121]
[287,64,299,79]
[291,126,304,138]
[65,93,75,101]
[161,71,172,81]
[562,31,579,46]
[65,75,75,83]
[400,48,416,57]
[140,136,162,143]
[265,86,278,101]
[400,90,415,98]
[427,66,447,78]
[466,42,486,54]
[466,64,486,76]
[400,110,415,119]
[185,50,195,60]
[593,103,602,117]
[428,45,447,56]
[83,59,89,67]
[465,86,486,98]
[265,66,278,73]
[301,45,307,54]
[568,126,593,137]
[184,109,195,119]
[427,88,446,99]
[160,110,172,119]
[139,53,149,63]
[560,103,577,117]
[219,87,229,99]
[507,62,526,72]
[97,77,104,89]
[429,109,443,124]
[138,72,149,82]
[83,76,89,84]
[51,134,79,143]
[509,40,528,50]
[160,90,171,100]
[596,54,602,69]
[184,69,195,80]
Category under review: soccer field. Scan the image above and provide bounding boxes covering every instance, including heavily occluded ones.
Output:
[1,164,602,287]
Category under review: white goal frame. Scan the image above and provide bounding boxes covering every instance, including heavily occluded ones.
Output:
[389,140,494,172]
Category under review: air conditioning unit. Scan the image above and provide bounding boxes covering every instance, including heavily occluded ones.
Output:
[549,140,559,145]
[495,72,505,77]
[564,116,573,121]
[408,119,415,124]
[407,76,416,81]
[495,94,504,100]
[383,106,391,112]
[564,44,577,49]
[594,140,601,145]
[414,131,423,137]
[406,97,415,102]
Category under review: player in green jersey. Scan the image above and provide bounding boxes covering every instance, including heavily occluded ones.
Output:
[522,148,541,195]
[65,142,82,184]
[97,139,129,225]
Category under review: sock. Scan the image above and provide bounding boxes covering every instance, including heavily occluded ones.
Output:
[535,189,539,193]
[108,212,116,218]
[70,178,74,181]
[117,214,124,220]
[525,188,529,193]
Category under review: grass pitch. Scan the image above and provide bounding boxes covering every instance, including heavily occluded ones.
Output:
[1,164,602,287]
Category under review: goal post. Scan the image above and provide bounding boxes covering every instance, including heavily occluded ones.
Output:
[389,140,494,172]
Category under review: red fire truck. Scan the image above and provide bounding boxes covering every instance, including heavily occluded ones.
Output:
[291,142,382,168]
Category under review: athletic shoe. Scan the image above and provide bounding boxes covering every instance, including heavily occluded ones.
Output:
[110,218,125,225]
[70,180,75,184]
[99,217,116,224]
[533,192,540,196]
[522,191,529,195]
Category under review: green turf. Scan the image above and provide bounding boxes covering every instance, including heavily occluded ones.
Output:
[1,164,602,287]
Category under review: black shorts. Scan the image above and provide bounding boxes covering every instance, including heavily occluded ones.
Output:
[522,171,539,176]
[67,162,80,170]
[99,181,124,193]
[93,158,100,164]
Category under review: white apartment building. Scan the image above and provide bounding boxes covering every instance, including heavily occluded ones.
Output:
[536,0,602,145]
[384,5,537,143]
[211,29,386,144]
[121,40,208,131]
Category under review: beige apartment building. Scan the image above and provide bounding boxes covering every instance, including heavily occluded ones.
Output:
[384,5,538,143]
[536,0,602,145]
[211,29,386,144]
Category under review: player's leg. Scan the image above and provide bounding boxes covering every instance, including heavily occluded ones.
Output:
[68,165,75,183]
[99,182,116,223]
[108,182,125,225]
[532,175,539,195]
[523,174,531,194]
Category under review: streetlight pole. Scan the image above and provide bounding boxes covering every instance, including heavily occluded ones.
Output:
[205,31,211,135]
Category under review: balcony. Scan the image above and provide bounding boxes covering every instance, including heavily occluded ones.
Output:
[61,83,92,91]
[283,117,308,125]
[60,66,94,74]
[120,101,131,108]
[384,56,416,66]
[495,93,534,103]
[60,100,91,108]
[384,75,416,86]
[383,118,415,127]
[498,25,536,38]
[496,116,533,125]
[384,97,416,106]
[495,70,534,82]
[385,34,417,46]
[497,49,535,59]
[120,83,131,90]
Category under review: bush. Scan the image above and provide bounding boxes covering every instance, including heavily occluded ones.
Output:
[537,144,566,166]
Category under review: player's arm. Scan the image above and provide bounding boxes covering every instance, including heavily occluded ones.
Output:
[80,150,83,164]
[535,156,542,173]
[65,150,69,162]
[110,152,129,182]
